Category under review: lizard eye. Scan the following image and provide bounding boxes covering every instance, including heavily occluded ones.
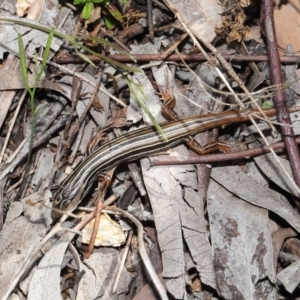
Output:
[59,192,71,210]
[51,193,71,219]
[52,191,66,209]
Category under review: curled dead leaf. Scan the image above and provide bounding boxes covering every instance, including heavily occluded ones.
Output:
[82,213,126,247]
[16,0,34,16]
[239,0,251,7]
[215,8,251,42]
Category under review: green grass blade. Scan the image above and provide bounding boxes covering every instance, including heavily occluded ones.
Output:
[75,35,137,63]
[0,17,139,72]
[38,27,55,80]
[17,33,30,92]
[126,77,167,141]
[75,48,96,67]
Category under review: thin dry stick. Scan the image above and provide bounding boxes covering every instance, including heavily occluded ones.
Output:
[78,72,102,124]
[104,206,168,300]
[84,170,115,258]
[66,119,86,166]
[105,53,300,63]
[147,0,154,41]
[77,193,120,214]
[100,27,131,52]
[84,194,104,258]
[112,230,134,293]
[262,0,300,191]
[0,87,26,164]
[160,34,188,60]
[63,76,81,140]
[150,137,300,166]
[0,91,27,164]
[103,193,120,207]
[5,170,35,193]
[54,53,300,64]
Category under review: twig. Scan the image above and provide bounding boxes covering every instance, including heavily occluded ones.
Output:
[100,27,131,52]
[104,206,168,300]
[150,137,300,166]
[160,33,188,60]
[63,76,81,140]
[84,170,114,258]
[262,0,300,192]
[147,0,154,41]
[78,72,102,125]
[112,230,134,293]
[5,170,34,193]
[54,53,300,64]
[0,56,25,165]
[0,91,26,165]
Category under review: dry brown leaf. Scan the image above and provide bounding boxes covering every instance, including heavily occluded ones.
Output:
[92,94,104,112]
[16,0,35,16]
[274,0,300,53]
[239,0,250,7]
[82,213,126,247]
[215,3,251,42]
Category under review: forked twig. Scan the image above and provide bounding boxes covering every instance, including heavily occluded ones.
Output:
[104,206,168,300]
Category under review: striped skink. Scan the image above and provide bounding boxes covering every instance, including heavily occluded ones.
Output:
[51,107,300,218]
